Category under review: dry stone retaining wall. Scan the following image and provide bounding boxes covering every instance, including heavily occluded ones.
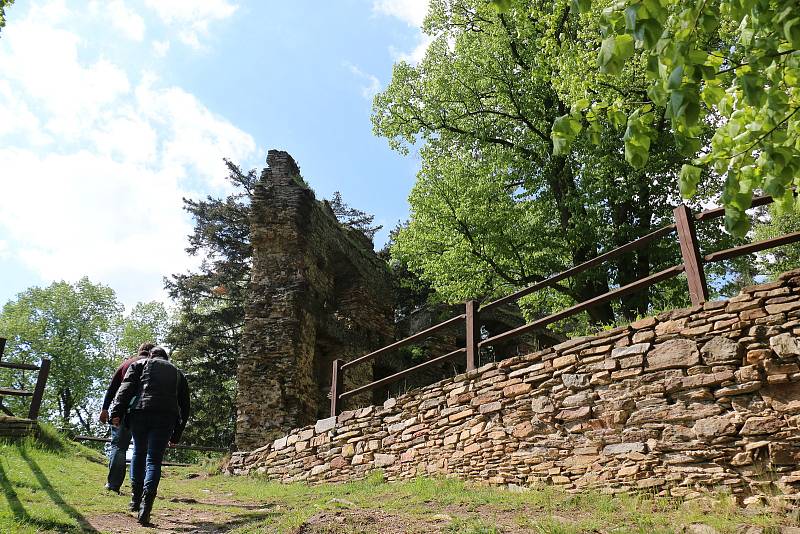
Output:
[227,269,800,501]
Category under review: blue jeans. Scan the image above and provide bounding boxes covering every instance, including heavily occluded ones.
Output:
[129,411,175,497]
[106,424,132,490]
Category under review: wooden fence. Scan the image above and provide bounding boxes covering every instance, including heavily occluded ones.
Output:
[329,196,800,416]
[0,337,51,420]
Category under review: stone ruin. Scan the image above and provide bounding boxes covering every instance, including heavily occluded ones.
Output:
[235,150,562,451]
[236,151,394,450]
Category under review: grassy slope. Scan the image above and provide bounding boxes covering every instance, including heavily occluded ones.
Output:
[0,427,797,533]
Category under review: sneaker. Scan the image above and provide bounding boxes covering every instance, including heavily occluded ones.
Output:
[104,484,120,494]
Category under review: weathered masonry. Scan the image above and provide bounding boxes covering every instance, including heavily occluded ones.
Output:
[236,151,394,450]
[228,269,800,501]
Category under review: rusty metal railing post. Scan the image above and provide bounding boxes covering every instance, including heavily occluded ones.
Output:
[674,204,709,306]
[465,300,479,372]
[330,359,343,417]
[28,358,50,420]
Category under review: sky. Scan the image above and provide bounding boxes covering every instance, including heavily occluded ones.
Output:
[0,0,431,311]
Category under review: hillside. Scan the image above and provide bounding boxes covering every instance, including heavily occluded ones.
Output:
[0,427,798,533]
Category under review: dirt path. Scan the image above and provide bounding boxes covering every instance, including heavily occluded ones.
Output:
[85,496,278,533]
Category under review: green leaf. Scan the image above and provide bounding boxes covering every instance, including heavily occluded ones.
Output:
[667,65,684,90]
[675,134,701,157]
[740,73,765,107]
[724,208,751,237]
[764,174,788,198]
[624,5,638,31]
[784,18,800,49]
[551,114,583,156]
[598,34,634,74]
[571,98,591,113]
[701,84,726,107]
[616,33,634,60]
[678,164,702,198]
[623,112,653,169]
[572,0,592,13]
[489,0,512,12]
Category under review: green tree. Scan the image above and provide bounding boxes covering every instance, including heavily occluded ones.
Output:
[516,0,800,234]
[0,0,13,35]
[754,205,800,279]
[116,301,171,356]
[0,278,122,431]
[329,191,383,241]
[374,0,736,325]
[166,160,256,448]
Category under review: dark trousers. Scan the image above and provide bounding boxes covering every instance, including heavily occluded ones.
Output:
[106,423,132,490]
[129,411,175,497]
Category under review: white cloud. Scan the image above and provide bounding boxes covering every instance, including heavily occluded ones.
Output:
[344,62,381,99]
[372,0,429,27]
[106,0,146,41]
[392,33,434,64]
[373,0,432,64]
[152,40,170,57]
[0,1,256,307]
[144,0,238,49]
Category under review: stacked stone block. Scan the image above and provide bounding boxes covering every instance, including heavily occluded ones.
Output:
[236,150,393,450]
[228,269,800,501]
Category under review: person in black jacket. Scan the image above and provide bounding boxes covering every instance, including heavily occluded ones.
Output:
[110,346,190,525]
[99,342,154,493]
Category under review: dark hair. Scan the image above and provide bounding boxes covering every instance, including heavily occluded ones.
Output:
[138,342,156,356]
[150,346,169,360]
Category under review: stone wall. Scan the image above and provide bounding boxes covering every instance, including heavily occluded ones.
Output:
[236,150,394,450]
[227,269,800,501]
[0,416,37,439]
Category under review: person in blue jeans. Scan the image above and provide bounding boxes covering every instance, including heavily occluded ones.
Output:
[111,346,190,525]
[99,342,154,493]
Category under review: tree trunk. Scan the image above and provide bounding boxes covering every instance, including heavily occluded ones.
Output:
[548,156,614,325]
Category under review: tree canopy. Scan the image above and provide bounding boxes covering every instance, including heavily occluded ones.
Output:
[490,0,799,235]
[0,278,122,430]
[374,0,741,326]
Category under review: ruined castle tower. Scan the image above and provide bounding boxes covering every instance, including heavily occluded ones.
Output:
[236,150,393,451]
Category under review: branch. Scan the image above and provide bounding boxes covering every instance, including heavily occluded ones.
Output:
[728,107,799,159]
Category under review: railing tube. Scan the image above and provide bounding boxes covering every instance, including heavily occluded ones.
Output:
[674,204,708,305]
[465,300,478,372]
[330,359,343,417]
[28,358,50,420]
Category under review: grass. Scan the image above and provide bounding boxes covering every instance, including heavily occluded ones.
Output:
[0,426,798,533]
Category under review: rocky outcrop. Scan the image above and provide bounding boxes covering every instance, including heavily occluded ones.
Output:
[228,269,800,502]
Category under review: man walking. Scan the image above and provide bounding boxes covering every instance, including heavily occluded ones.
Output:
[99,342,154,493]
[111,346,190,525]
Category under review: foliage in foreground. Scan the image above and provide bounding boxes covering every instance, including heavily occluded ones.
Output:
[0,427,797,533]
[0,0,12,34]
[490,0,800,235]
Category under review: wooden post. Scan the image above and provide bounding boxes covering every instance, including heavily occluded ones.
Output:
[0,337,6,360]
[330,359,343,417]
[28,358,50,420]
[465,300,479,372]
[674,204,709,306]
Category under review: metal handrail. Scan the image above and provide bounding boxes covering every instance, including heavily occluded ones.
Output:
[329,194,800,416]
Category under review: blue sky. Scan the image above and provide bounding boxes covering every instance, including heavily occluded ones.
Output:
[0,0,430,310]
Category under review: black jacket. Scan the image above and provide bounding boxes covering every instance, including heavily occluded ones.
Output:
[110,356,190,443]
